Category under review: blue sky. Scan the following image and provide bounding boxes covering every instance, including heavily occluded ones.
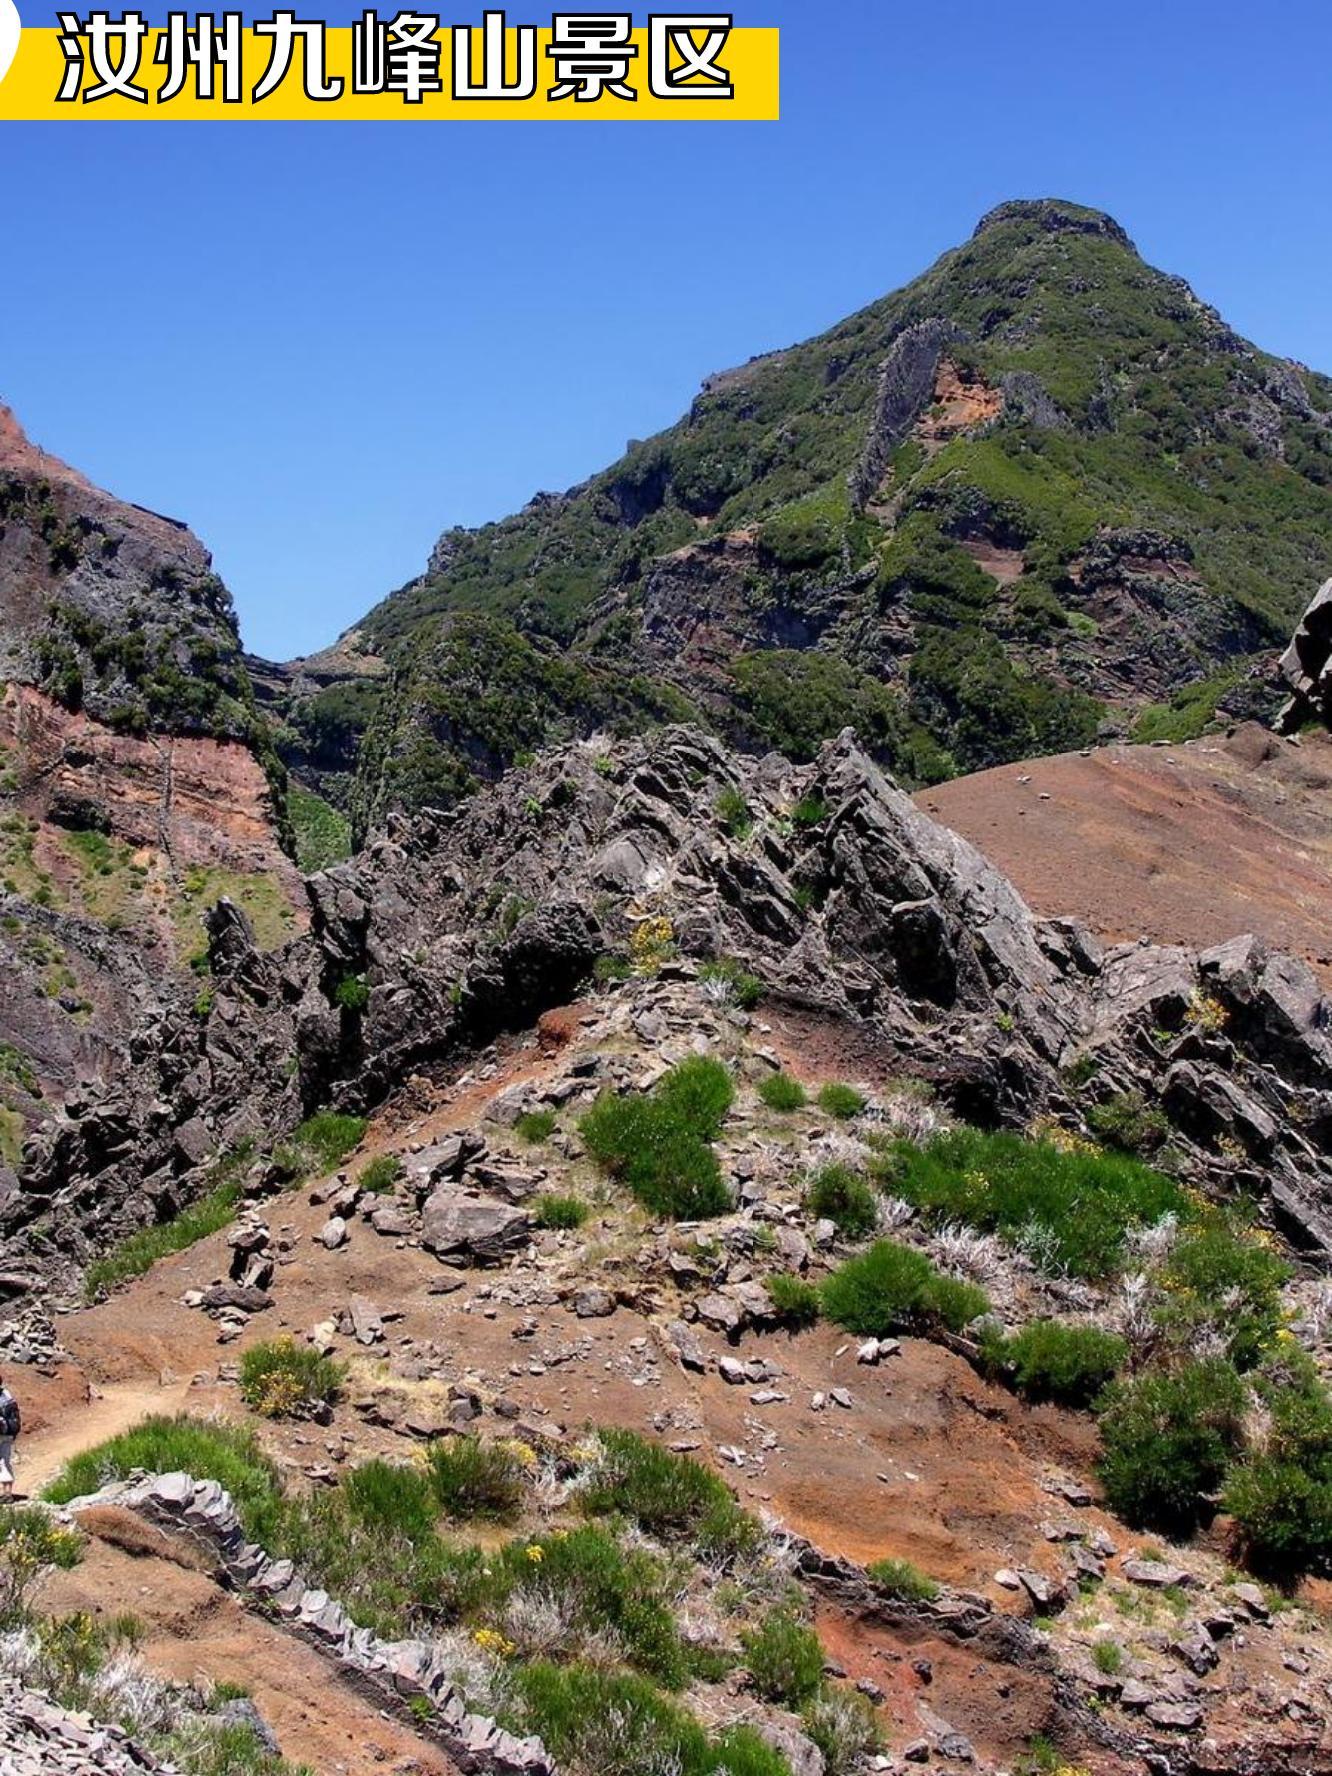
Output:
[3,0,1331,658]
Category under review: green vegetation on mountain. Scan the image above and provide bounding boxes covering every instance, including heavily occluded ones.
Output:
[321,200,1332,827]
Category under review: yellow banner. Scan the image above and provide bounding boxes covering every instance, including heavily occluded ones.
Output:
[0,20,779,119]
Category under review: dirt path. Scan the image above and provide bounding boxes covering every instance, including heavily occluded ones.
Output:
[21,1377,198,1497]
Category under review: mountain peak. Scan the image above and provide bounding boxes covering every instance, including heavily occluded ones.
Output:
[971,197,1137,253]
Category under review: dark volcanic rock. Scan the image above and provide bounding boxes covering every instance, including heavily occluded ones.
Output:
[14,724,1332,1290]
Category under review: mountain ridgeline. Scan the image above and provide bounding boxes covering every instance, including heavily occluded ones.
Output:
[11,197,1332,852]
[281,196,1332,838]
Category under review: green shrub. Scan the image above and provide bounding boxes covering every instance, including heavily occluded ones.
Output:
[742,1609,826,1707]
[1156,1218,1289,1371]
[291,1110,367,1173]
[515,1109,559,1144]
[333,975,370,1013]
[805,1164,878,1240]
[339,1459,439,1540]
[580,1428,759,1563]
[867,1556,940,1603]
[656,1056,736,1137]
[534,1193,591,1230]
[274,1461,475,1638]
[699,958,764,1009]
[45,1415,285,1548]
[288,783,352,874]
[926,1272,993,1332]
[1093,1639,1125,1676]
[715,787,753,839]
[758,1072,807,1112]
[594,952,632,984]
[764,1273,822,1331]
[707,1726,793,1776]
[817,1082,866,1120]
[802,1684,883,1774]
[878,1127,1184,1279]
[821,1240,989,1337]
[582,1058,735,1220]
[0,1508,84,1622]
[1098,1360,1248,1532]
[1086,1091,1170,1158]
[358,1154,402,1196]
[512,1662,792,1776]
[1225,1358,1332,1575]
[427,1435,525,1521]
[991,1320,1127,1407]
[488,1523,690,1686]
[239,1339,344,1420]
[791,794,829,828]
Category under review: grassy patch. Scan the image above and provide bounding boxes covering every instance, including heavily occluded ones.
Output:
[288,784,352,874]
[83,1144,254,1301]
[515,1109,559,1144]
[44,1415,285,1548]
[806,1164,878,1240]
[510,1663,789,1776]
[877,1127,1184,1279]
[714,787,753,840]
[286,1111,367,1175]
[758,1071,807,1112]
[1086,1091,1170,1158]
[580,1428,760,1564]
[172,864,298,962]
[741,1609,825,1707]
[358,1154,401,1195]
[867,1556,940,1603]
[581,1057,735,1220]
[698,958,763,1009]
[821,1239,989,1336]
[534,1193,591,1230]
[817,1082,865,1120]
[764,1273,822,1330]
[427,1435,525,1521]
[985,1320,1126,1408]
[1156,1216,1288,1372]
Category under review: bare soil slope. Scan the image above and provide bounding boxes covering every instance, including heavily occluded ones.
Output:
[918,724,1332,982]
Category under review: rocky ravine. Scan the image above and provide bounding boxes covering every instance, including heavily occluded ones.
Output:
[9,723,1332,1299]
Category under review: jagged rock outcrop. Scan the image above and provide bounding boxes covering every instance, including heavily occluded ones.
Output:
[971,197,1138,251]
[848,319,966,510]
[0,1679,184,1775]
[10,725,1332,1294]
[1279,577,1332,729]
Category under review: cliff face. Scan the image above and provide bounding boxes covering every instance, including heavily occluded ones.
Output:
[0,403,259,741]
[0,407,304,1191]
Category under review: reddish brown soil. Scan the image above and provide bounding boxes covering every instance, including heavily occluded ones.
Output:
[20,1001,1328,1770]
[918,725,1332,983]
[921,360,1005,445]
[2,685,305,893]
[38,1518,459,1776]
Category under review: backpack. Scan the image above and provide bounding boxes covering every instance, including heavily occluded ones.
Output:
[0,1393,18,1438]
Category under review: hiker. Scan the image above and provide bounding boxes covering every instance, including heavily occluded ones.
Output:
[0,1374,18,1500]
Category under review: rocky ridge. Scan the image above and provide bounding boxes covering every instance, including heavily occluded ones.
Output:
[9,723,1332,1299]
